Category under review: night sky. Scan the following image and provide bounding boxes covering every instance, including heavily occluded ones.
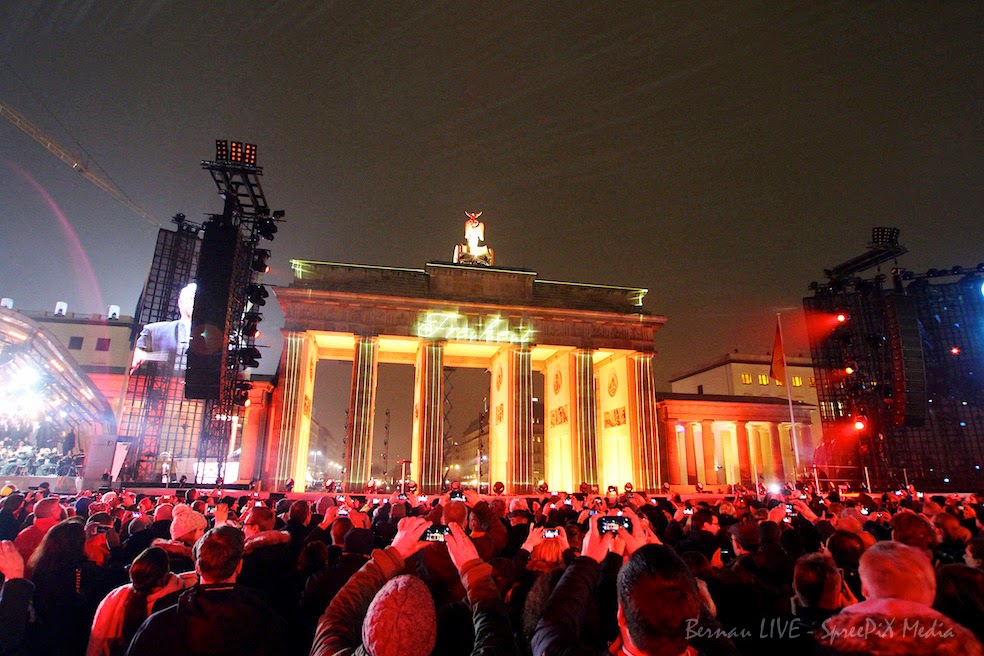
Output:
[1,3,981,467]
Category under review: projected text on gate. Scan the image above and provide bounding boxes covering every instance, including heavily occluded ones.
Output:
[414,312,535,345]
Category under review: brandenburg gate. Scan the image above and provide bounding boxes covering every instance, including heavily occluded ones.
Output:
[270,250,665,494]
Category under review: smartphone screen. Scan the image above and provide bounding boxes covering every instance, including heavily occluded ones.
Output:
[544,528,560,538]
[421,525,451,542]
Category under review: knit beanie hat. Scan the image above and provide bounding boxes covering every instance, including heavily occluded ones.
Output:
[170,504,208,541]
[362,575,436,656]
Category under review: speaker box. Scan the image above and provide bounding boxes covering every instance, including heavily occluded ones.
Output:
[186,222,240,399]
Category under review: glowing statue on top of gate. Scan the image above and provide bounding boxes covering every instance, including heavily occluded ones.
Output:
[453,211,494,266]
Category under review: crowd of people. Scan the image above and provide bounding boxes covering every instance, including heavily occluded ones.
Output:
[0,480,982,656]
[0,418,80,477]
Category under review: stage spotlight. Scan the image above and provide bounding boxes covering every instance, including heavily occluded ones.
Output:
[845,361,857,375]
[237,347,261,368]
[854,417,867,431]
[246,284,268,306]
[243,143,257,166]
[251,250,271,273]
[242,312,262,339]
[233,380,253,406]
[950,346,961,355]
[257,217,277,241]
[229,141,244,163]
[836,313,848,323]
[215,140,228,161]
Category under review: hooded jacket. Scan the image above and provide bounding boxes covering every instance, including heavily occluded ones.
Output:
[239,529,295,620]
[86,571,197,656]
[125,583,285,656]
[818,597,983,656]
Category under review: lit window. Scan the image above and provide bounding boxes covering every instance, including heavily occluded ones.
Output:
[775,378,783,386]
[741,373,752,385]
[96,338,111,352]
[792,376,803,387]
[809,377,816,387]
[758,374,768,385]
[68,336,83,350]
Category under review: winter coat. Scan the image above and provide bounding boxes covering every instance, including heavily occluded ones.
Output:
[238,529,296,619]
[30,561,126,656]
[819,597,983,656]
[0,578,33,656]
[125,583,286,656]
[150,539,195,574]
[86,571,197,656]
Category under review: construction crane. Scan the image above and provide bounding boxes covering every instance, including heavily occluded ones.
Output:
[0,97,161,228]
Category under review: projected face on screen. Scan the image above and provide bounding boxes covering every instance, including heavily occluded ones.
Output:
[131,283,197,372]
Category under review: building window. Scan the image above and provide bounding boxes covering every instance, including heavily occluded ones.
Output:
[741,373,752,385]
[792,376,803,387]
[697,384,704,395]
[96,338,111,352]
[68,336,83,350]
[809,377,816,387]
[775,378,784,386]
[758,374,769,385]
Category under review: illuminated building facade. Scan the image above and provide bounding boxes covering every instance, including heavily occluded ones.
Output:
[664,353,823,488]
[269,260,665,494]
[655,393,815,489]
[805,264,984,489]
[25,308,136,413]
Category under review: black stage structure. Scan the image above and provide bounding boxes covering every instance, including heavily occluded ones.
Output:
[118,141,282,485]
[805,228,984,490]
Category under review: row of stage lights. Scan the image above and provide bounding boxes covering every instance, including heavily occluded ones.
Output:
[830,311,869,433]
[231,183,283,406]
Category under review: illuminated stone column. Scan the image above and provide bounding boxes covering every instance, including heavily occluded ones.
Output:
[683,422,699,485]
[596,355,636,492]
[544,351,576,493]
[237,381,273,483]
[750,425,766,484]
[273,330,318,489]
[511,346,534,494]
[344,336,379,491]
[735,420,752,486]
[572,349,599,489]
[487,345,534,493]
[629,352,660,491]
[663,417,682,486]
[411,340,444,494]
[701,419,718,486]
[798,423,813,468]
[768,422,785,482]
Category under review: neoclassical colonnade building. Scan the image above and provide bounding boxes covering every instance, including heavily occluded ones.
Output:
[268,259,666,494]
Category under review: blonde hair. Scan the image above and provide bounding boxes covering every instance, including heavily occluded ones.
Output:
[529,538,565,571]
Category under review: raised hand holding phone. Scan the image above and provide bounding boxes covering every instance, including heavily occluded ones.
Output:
[445,522,481,573]
[390,516,431,560]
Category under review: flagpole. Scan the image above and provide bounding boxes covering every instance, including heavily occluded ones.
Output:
[776,312,802,474]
